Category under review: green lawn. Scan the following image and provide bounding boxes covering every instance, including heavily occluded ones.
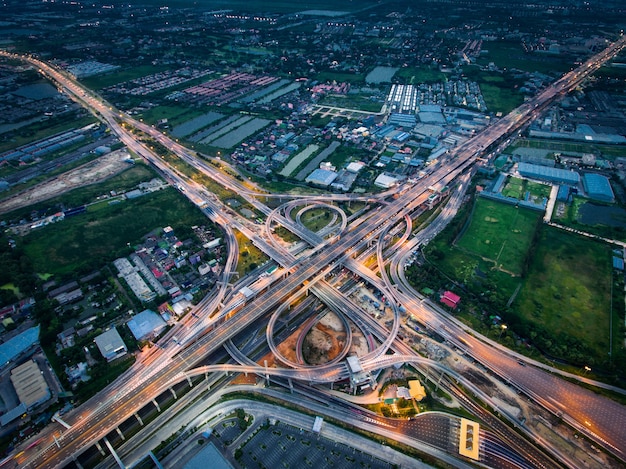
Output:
[476,40,572,74]
[235,230,269,276]
[80,65,170,90]
[315,71,365,85]
[514,227,614,361]
[299,207,335,233]
[526,181,551,199]
[393,67,446,84]
[139,105,208,127]
[154,0,370,12]
[510,138,626,160]
[501,178,551,200]
[318,95,383,113]
[479,83,524,114]
[501,177,523,199]
[22,188,209,278]
[456,198,541,276]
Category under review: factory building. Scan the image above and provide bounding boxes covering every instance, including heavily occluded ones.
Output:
[582,173,614,203]
[518,162,579,185]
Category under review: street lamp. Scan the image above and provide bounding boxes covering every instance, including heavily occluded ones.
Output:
[498,324,507,339]
[583,366,591,375]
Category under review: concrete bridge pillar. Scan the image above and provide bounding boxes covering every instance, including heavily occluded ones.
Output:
[152,399,161,412]
[169,387,177,399]
[115,427,125,441]
[134,412,143,426]
[95,441,106,456]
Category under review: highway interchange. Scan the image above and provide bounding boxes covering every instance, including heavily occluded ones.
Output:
[3,33,626,469]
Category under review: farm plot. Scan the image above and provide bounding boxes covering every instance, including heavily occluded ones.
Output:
[258,82,301,104]
[209,118,270,149]
[280,144,319,177]
[170,112,225,138]
[188,115,242,143]
[197,116,253,144]
[240,79,291,103]
[365,66,398,84]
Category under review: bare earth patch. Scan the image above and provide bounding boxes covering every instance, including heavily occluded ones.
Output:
[0,150,132,215]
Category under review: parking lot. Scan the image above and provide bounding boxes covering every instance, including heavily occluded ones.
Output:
[236,421,392,469]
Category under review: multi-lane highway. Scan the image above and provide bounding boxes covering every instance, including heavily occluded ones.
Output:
[4,33,626,468]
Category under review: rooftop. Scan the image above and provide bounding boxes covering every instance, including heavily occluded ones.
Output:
[94,328,127,362]
[0,326,40,368]
[127,309,167,341]
[11,360,50,409]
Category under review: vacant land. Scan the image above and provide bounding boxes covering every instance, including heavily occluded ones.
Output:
[0,150,132,215]
[298,207,335,233]
[456,198,541,276]
[80,65,169,90]
[511,138,626,158]
[22,187,208,278]
[1,164,157,223]
[476,40,571,75]
[393,66,446,84]
[235,229,269,277]
[514,227,613,361]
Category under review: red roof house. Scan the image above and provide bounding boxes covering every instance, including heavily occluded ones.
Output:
[440,291,461,309]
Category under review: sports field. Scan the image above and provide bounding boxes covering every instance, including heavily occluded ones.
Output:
[456,198,541,276]
[501,177,551,201]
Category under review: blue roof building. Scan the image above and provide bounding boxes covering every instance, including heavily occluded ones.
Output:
[518,162,579,185]
[127,309,167,341]
[557,185,571,202]
[582,173,614,203]
[305,169,338,187]
[0,326,39,368]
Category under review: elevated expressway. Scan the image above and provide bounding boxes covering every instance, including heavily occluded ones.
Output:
[5,34,626,468]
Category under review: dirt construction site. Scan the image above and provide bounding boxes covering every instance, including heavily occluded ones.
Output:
[0,149,132,215]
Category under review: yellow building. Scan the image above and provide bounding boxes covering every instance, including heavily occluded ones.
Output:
[408,379,427,401]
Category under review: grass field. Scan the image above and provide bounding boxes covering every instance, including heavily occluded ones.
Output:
[139,105,208,128]
[235,230,269,277]
[80,65,170,90]
[318,94,383,113]
[298,207,334,233]
[393,67,446,84]
[501,177,523,199]
[478,83,524,114]
[147,0,371,12]
[510,138,626,160]
[0,115,97,154]
[315,71,366,84]
[526,181,551,199]
[501,177,551,200]
[476,40,572,75]
[514,227,614,360]
[456,198,541,276]
[1,164,156,223]
[22,187,208,278]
